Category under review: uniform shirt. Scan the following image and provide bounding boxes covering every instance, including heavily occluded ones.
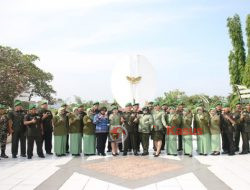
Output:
[121,112,133,132]
[210,114,221,134]
[152,110,167,131]
[8,110,26,132]
[53,114,68,136]
[194,112,210,134]
[241,111,250,133]
[38,108,53,132]
[0,114,9,132]
[24,113,42,137]
[138,114,153,133]
[83,115,95,135]
[221,113,235,133]
[68,113,82,133]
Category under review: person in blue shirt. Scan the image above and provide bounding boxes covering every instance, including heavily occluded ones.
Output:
[93,107,109,156]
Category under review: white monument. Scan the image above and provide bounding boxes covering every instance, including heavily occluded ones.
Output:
[111,55,156,108]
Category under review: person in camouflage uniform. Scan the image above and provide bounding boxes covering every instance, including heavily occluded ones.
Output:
[0,104,11,158]
[138,106,153,155]
[240,103,250,154]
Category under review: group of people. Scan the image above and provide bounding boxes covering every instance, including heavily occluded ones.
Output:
[0,100,249,160]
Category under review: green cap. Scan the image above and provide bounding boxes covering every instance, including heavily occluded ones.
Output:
[153,102,160,106]
[0,104,6,109]
[223,103,230,108]
[77,104,84,108]
[61,103,67,107]
[93,102,99,105]
[125,103,132,107]
[178,101,184,106]
[209,107,216,111]
[215,102,222,106]
[111,106,118,111]
[235,101,241,105]
[14,101,22,107]
[41,100,48,105]
[148,101,154,105]
[133,103,139,106]
[161,102,167,106]
[29,104,36,110]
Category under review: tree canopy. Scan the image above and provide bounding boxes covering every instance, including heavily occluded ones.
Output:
[0,46,55,106]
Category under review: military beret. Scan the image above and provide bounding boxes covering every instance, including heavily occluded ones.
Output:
[177,101,184,106]
[235,101,241,105]
[169,106,176,110]
[148,101,154,105]
[209,107,216,111]
[77,104,84,108]
[161,102,167,106]
[125,103,132,107]
[61,103,67,107]
[41,100,48,105]
[153,102,160,106]
[93,102,99,105]
[215,102,222,106]
[14,101,22,107]
[223,103,230,108]
[0,104,6,109]
[111,106,118,111]
[100,106,107,111]
[29,104,36,110]
[133,103,139,106]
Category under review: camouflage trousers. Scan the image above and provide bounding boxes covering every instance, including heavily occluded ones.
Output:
[0,129,8,151]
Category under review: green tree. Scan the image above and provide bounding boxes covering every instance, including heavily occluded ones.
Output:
[0,46,55,106]
[243,14,250,88]
[227,14,246,85]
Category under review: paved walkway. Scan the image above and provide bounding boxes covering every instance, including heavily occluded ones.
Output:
[0,139,250,190]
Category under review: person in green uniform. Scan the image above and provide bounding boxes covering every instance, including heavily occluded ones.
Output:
[8,100,27,158]
[166,107,179,156]
[83,108,96,156]
[161,103,168,151]
[194,106,211,155]
[38,100,53,155]
[152,102,167,157]
[53,107,68,157]
[138,106,153,156]
[233,102,242,152]
[109,106,121,156]
[24,104,45,159]
[182,108,193,157]
[68,107,82,156]
[0,104,11,158]
[122,103,138,156]
[240,103,250,154]
[209,108,221,155]
[131,103,141,152]
[176,102,184,151]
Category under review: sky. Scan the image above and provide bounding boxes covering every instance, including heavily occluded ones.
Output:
[0,0,249,102]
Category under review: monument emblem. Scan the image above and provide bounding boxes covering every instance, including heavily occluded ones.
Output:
[111,54,156,107]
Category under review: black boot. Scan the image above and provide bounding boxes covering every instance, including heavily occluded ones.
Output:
[1,150,8,158]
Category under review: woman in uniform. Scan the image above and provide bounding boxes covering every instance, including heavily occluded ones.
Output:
[194,107,211,155]
[166,107,180,156]
[152,102,167,157]
[83,108,96,156]
[68,107,82,156]
[209,108,221,155]
[138,107,153,156]
[109,106,121,156]
[53,108,68,157]
[182,108,193,157]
